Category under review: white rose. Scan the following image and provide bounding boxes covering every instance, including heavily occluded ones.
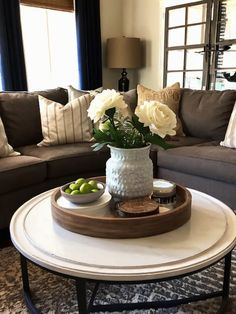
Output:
[135,100,177,138]
[87,89,128,123]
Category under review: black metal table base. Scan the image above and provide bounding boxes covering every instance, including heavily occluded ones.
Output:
[20,251,232,314]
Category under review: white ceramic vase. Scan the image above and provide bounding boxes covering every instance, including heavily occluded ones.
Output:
[106,145,153,199]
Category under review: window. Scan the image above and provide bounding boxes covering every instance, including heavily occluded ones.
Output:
[164,0,236,90]
[20,4,79,91]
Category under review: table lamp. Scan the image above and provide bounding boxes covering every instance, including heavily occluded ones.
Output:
[106,37,141,92]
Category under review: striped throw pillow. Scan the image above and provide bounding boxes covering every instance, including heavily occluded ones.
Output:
[0,117,20,157]
[37,94,93,146]
[220,102,236,148]
[67,85,103,102]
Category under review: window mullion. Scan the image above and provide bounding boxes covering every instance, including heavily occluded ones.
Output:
[163,8,169,87]
[183,6,188,88]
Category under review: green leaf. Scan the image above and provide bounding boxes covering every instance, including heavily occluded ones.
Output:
[145,133,175,150]
[93,129,112,142]
[105,107,116,119]
[92,143,106,151]
[132,115,150,135]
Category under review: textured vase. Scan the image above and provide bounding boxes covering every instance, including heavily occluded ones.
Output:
[106,145,153,199]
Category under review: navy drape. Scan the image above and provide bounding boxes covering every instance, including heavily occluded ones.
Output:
[75,0,102,90]
[0,0,27,91]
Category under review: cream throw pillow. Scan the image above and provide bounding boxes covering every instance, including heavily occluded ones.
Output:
[137,82,184,136]
[67,85,103,102]
[220,102,236,148]
[0,117,20,157]
[38,94,93,146]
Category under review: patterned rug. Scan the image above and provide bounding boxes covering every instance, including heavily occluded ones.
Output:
[0,246,236,314]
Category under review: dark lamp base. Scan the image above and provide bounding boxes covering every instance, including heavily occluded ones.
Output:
[118,68,129,92]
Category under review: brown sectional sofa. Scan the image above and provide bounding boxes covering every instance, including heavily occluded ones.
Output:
[0,86,236,231]
[0,88,109,230]
[157,89,236,211]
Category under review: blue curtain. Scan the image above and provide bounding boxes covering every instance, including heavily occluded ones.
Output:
[75,0,102,90]
[0,0,27,91]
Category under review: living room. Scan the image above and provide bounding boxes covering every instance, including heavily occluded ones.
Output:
[1,0,236,313]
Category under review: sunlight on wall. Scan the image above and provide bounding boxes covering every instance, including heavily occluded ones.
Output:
[20,5,79,91]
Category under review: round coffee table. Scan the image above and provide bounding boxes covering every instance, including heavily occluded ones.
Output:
[10,186,236,313]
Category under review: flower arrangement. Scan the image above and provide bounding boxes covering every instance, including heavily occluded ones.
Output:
[87,89,177,151]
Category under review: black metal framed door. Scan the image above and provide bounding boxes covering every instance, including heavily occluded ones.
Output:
[163,0,236,90]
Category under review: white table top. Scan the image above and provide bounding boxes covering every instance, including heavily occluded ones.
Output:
[10,188,236,281]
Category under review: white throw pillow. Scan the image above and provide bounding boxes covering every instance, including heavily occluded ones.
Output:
[0,117,20,157]
[37,94,93,146]
[67,85,103,102]
[220,102,236,148]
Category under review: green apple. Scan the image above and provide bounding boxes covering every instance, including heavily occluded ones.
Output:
[88,180,98,189]
[71,190,81,195]
[65,188,72,194]
[80,183,93,194]
[91,188,99,193]
[75,178,86,187]
[69,183,80,191]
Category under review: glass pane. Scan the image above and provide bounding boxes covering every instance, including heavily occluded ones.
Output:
[169,8,185,27]
[20,5,79,91]
[187,24,206,45]
[184,71,202,89]
[168,28,185,47]
[186,49,204,70]
[188,4,207,24]
[217,44,236,69]
[218,0,236,41]
[214,71,236,90]
[168,50,184,70]
[167,72,183,87]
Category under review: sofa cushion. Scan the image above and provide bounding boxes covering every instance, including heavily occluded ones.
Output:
[38,94,93,146]
[67,85,103,102]
[180,88,236,140]
[0,156,46,194]
[220,101,236,148]
[122,89,137,113]
[137,83,185,136]
[18,143,110,179]
[0,87,68,148]
[0,117,20,157]
[157,145,236,185]
[167,136,209,147]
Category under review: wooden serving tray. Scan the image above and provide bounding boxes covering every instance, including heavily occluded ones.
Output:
[51,178,192,239]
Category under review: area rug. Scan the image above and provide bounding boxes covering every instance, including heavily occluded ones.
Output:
[0,246,236,314]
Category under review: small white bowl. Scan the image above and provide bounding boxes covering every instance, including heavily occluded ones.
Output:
[60,181,105,204]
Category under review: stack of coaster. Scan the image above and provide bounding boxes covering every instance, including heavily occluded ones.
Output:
[117,197,159,217]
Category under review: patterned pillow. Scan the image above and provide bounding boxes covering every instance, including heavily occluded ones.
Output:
[67,85,103,102]
[0,117,20,157]
[220,102,236,148]
[37,94,93,146]
[137,82,184,136]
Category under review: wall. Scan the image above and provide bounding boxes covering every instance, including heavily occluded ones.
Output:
[100,0,163,90]
[100,0,197,90]
[100,0,123,89]
[123,0,163,90]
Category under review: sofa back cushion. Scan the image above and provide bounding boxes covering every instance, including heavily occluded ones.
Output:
[121,89,137,113]
[0,117,20,157]
[0,88,68,147]
[180,88,236,140]
[137,83,185,136]
[38,94,93,146]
